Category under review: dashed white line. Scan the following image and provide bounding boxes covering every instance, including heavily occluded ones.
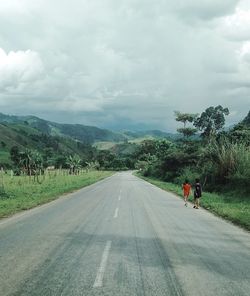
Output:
[93,240,112,288]
[114,207,119,218]
[118,189,122,201]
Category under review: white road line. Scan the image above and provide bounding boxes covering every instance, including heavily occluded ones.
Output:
[114,207,119,218]
[93,240,112,288]
[118,189,122,201]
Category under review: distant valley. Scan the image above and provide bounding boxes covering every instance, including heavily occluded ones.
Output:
[0,112,177,166]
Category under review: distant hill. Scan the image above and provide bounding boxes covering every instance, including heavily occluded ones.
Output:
[0,121,96,167]
[0,113,126,144]
[122,130,180,140]
[0,113,178,145]
[228,110,250,144]
[0,112,190,167]
[241,111,250,126]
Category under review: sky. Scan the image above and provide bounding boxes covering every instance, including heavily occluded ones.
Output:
[0,0,250,132]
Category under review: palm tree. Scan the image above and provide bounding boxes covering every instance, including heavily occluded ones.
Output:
[19,149,33,176]
[19,150,43,180]
[67,155,82,175]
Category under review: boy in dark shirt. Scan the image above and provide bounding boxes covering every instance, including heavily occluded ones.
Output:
[193,178,202,209]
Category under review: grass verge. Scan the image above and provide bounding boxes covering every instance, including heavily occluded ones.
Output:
[0,171,113,218]
[136,173,250,231]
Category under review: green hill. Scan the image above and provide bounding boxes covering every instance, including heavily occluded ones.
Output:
[229,110,250,144]
[0,122,95,167]
[122,130,180,141]
[0,112,179,168]
[0,113,126,144]
[241,111,250,126]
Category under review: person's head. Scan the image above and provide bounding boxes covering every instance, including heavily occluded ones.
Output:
[185,179,189,184]
[195,178,200,183]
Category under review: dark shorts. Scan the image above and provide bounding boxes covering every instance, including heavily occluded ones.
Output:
[194,193,201,198]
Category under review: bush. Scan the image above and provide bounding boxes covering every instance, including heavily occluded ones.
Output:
[206,138,250,186]
[0,186,9,199]
[173,167,200,185]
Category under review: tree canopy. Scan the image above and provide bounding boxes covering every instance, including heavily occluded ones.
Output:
[194,105,229,140]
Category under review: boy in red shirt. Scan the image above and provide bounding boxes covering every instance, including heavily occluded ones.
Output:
[182,179,192,207]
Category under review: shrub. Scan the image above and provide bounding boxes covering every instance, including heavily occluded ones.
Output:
[174,167,200,185]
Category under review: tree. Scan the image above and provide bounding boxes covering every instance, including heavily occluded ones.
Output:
[10,146,20,166]
[177,127,197,138]
[19,149,43,178]
[96,150,115,168]
[174,111,198,138]
[174,111,198,128]
[194,105,229,141]
[229,110,250,145]
[19,149,33,176]
[1,141,6,148]
[67,155,82,174]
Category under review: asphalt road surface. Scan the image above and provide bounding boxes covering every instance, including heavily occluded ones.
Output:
[0,172,250,296]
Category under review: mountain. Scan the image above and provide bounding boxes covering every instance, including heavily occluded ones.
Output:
[241,111,250,126]
[0,113,178,145]
[122,130,180,140]
[228,110,250,144]
[0,113,126,144]
[0,121,96,167]
[0,112,183,168]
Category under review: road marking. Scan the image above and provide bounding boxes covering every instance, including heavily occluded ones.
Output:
[93,240,112,288]
[118,189,122,201]
[114,207,119,218]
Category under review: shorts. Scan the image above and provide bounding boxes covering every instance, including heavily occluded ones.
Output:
[194,193,201,198]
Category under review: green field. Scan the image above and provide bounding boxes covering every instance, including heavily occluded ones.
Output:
[93,141,118,150]
[137,174,250,231]
[0,170,113,218]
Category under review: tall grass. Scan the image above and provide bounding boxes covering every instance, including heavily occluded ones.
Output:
[0,170,113,218]
[207,138,250,188]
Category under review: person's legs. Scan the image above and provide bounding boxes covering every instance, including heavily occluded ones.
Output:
[184,195,188,206]
[196,197,200,209]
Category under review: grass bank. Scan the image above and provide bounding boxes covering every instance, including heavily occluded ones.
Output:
[0,170,113,218]
[136,174,250,231]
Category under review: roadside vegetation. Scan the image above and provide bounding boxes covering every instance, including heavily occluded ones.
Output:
[0,107,249,228]
[137,175,250,231]
[135,107,250,230]
[0,170,113,218]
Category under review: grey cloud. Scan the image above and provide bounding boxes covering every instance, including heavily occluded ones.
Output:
[172,0,239,21]
[0,0,249,131]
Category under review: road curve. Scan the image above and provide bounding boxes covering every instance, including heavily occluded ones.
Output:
[0,172,249,296]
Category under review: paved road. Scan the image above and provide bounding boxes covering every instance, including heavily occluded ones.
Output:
[0,172,250,296]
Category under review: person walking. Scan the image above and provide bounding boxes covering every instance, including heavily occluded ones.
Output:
[182,179,191,207]
[193,178,202,209]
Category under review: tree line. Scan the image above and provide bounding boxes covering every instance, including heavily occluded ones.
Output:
[136,106,250,195]
[3,105,250,196]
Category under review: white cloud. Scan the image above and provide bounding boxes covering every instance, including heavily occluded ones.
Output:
[0,48,44,92]
[0,0,249,130]
[238,41,250,62]
[221,8,250,41]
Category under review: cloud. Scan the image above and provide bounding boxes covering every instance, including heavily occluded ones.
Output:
[0,0,249,131]
[171,0,239,21]
[221,8,250,41]
[0,48,44,93]
[238,41,250,63]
